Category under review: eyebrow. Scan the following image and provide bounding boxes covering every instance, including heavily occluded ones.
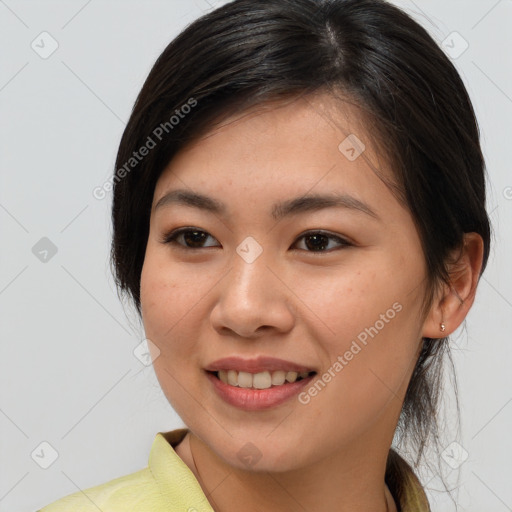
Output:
[153,189,379,221]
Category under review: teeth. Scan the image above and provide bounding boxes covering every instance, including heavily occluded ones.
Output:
[227,370,238,386]
[253,371,272,389]
[238,371,253,388]
[286,371,298,382]
[215,369,312,389]
[271,370,286,386]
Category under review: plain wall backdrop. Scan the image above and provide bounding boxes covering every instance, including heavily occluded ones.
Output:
[1,0,511,510]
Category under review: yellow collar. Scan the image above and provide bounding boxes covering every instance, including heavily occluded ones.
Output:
[150,429,430,511]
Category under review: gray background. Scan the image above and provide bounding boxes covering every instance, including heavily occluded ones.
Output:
[1,1,510,510]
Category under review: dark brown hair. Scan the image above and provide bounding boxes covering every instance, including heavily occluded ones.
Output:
[110,0,491,504]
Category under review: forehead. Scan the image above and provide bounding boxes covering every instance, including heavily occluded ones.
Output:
[153,93,396,210]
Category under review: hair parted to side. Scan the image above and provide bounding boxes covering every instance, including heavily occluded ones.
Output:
[110,0,491,501]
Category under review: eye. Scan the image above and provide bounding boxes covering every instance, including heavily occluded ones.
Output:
[160,227,220,249]
[160,228,352,253]
[292,230,352,253]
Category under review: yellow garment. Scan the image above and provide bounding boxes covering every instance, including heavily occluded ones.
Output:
[38,429,430,511]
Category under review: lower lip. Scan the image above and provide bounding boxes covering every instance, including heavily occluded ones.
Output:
[206,371,315,411]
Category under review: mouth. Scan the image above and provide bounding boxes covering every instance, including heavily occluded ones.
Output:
[204,356,318,410]
[207,369,317,390]
[205,368,318,411]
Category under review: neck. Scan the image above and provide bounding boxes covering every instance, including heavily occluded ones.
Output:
[177,428,398,512]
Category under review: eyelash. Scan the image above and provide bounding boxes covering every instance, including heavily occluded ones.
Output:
[159,227,352,253]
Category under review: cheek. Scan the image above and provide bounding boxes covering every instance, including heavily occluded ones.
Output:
[303,264,400,347]
[304,257,424,400]
[140,250,199,354]
[140,245,228,374]
[140,251,207,415]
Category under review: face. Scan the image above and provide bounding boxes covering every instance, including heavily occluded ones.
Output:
[140,94,429,472]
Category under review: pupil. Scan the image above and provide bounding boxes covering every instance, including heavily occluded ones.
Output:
[184,231,207,247]
[306,234,327,251]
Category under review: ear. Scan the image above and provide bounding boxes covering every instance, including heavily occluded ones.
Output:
[422,233,485,338]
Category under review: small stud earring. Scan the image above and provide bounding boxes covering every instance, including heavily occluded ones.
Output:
[440,323,446,332]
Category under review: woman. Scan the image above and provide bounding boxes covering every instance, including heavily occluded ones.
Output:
[39,0,491,510]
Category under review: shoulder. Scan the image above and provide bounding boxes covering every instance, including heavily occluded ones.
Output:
[38,467,164,512]
[37,429,209,512]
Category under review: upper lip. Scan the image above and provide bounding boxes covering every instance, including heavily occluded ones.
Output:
[204,356,316,374]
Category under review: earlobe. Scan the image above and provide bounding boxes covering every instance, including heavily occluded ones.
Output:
[421,232,484,339]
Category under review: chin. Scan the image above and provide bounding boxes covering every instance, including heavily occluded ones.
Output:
[205,429,310,474]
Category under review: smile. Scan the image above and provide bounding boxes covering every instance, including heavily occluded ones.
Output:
[212,369,315,389]
[206,369,317,411]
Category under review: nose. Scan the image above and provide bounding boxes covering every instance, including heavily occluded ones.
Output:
[209,246,295,339]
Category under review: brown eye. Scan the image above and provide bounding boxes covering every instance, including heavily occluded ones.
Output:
[161,228,220,249]
[293,231,351,253]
